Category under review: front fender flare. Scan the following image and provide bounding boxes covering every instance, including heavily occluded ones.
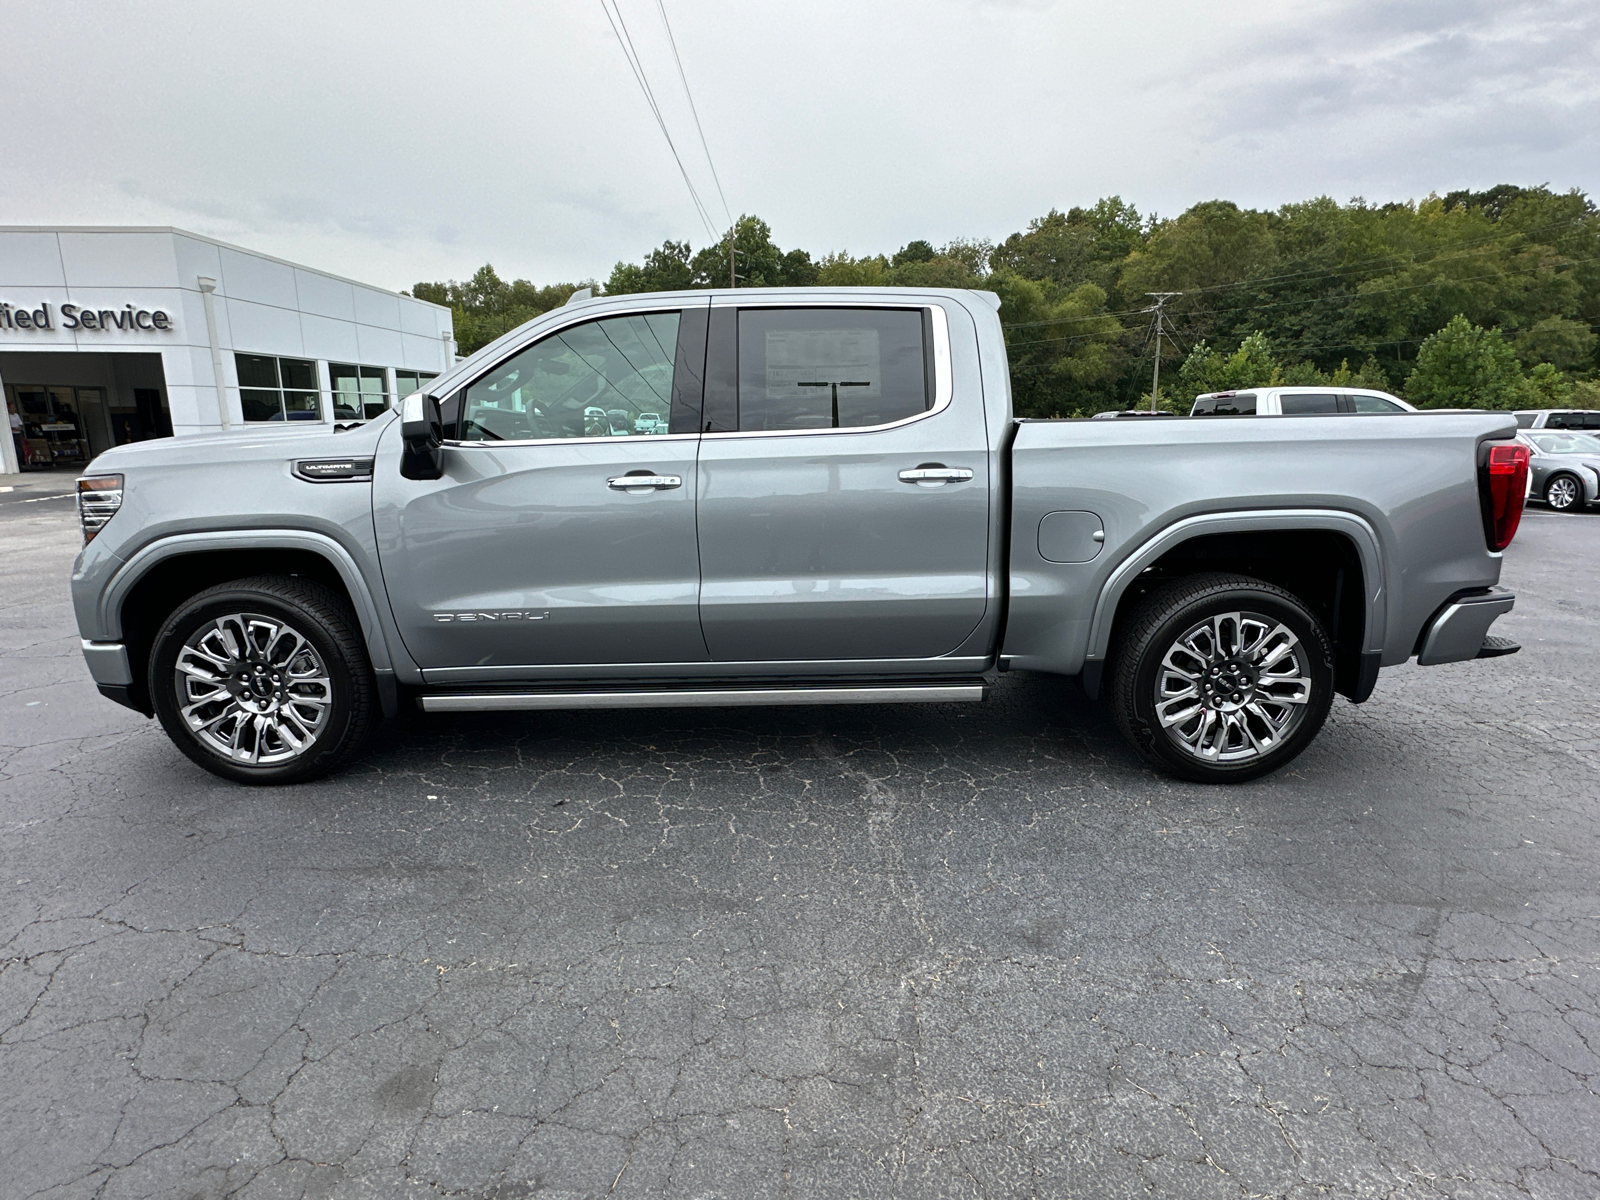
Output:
[100,529,400,677]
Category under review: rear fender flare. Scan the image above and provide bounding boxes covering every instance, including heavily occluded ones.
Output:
[1084,509,1388,665]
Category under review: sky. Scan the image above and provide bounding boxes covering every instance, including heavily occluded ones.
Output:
[4,0,1597,293]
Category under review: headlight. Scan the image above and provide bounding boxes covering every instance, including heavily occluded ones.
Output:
[77,475,123,544]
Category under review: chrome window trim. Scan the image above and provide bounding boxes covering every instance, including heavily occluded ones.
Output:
[440,299,954,447]
[447,433,700,449]
[702,301,953,441]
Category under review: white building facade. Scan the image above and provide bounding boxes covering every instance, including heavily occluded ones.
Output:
[1,227,455,474]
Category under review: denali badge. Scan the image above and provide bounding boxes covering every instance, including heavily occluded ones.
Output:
[432,610,551,623]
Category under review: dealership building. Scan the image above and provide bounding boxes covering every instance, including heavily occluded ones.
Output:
[1,227,456,474]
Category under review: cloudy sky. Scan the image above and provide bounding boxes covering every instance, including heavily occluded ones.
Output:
[5,0,1597,292]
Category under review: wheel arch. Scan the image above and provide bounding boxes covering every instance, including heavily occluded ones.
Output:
[1084,510,1386,703]
[104,532,396,715]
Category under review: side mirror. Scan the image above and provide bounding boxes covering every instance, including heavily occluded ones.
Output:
[399,392,445,480]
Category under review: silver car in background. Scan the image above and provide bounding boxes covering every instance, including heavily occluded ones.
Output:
[1519,429,1600,512]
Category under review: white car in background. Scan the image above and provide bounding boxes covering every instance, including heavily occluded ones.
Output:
[1191,387,1415,416]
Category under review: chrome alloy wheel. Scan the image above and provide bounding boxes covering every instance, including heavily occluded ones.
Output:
[1547,475,1579,510]
[1154,611,1313,764]
[174,613,332,765]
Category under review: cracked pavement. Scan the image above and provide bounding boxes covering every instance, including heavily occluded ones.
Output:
[2,489,1597,1199]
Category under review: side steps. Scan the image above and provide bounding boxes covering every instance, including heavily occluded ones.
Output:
[1475,635,1520,659]
[419,683,986,713]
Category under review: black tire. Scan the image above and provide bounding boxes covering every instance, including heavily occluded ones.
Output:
[1108,573,1335,784]
[1544,473,1583,512]
[149,575,378,785]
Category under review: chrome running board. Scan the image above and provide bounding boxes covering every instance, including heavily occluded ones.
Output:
[419,684,986,713]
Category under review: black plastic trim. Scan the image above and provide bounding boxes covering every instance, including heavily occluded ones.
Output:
[96,682,150,715]
[1341,650,1381,704]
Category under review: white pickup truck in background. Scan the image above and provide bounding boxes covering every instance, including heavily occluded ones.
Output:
[1192,387,1415,416]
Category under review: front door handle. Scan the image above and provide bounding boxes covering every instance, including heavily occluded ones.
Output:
[898,465,974,487]
[607,474,682,492]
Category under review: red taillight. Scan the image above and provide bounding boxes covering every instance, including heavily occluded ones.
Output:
[1482,443,1529,551]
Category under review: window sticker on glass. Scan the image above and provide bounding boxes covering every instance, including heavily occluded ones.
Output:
[766,328,881,397]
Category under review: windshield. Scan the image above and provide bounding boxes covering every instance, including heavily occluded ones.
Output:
[1528,432,1600,455]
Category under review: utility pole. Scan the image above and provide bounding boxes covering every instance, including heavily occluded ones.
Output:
[728,221,737,289]
[1144,292,1181,412]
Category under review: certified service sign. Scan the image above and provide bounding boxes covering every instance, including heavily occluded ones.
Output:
[0,300,173,333]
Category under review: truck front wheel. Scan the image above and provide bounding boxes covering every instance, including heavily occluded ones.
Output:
[1108,573,1334,783]
[149,575,378,785]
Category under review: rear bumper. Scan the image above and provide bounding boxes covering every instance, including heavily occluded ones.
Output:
[1415,587,1515,666]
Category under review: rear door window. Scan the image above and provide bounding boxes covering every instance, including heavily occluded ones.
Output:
[1192,393,1256,416]
[733,308,930,431]
[1280,393,1340,414]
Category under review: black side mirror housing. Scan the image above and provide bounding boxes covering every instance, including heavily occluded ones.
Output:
[399,392,445,480]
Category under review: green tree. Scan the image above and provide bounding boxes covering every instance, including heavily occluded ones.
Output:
[406,265,595,356]
[690,215,816,288]
[607,240,693,295]
[892,240,936,266]
[1512,315,1598,373]
[993,274,1125,416]
[815,252,891,287]
[1177,332,1282,396]
[1404,315,1529,408]
[1524,362,1571,406]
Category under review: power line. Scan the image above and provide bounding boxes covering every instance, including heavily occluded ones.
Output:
[654,0,731,229]
[598,0,720,242]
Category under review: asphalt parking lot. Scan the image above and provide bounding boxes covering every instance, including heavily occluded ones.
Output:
[3,478,1598,1200]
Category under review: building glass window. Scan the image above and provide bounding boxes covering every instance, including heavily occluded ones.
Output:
[395,370,438,400]
[461,312,679,441]
[237,354,321,422]
[735,308,930,431]
[330,363,390,420]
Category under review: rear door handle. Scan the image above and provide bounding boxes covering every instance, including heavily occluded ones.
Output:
[607,474,682,491]
[898,466,974,486]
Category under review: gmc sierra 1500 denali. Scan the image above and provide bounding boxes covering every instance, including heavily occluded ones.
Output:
[71,287,1530,785]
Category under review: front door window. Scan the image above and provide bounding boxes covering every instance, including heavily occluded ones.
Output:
[462,312,679,442]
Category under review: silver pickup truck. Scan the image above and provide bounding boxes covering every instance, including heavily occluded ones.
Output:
[70,287,1531,786]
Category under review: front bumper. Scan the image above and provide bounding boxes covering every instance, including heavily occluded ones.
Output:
[80,640,143,711]
[1415,587,1516,666]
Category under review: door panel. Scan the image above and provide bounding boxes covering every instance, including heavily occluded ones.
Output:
[694,303,989,663]
[372,302,709,674]
[374,438,706,670]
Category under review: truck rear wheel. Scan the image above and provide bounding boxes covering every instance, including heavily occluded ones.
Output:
[149,575,377,785]
[1108,573,1334,783]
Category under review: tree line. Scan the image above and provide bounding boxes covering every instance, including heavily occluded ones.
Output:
[408,183,1600,415]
